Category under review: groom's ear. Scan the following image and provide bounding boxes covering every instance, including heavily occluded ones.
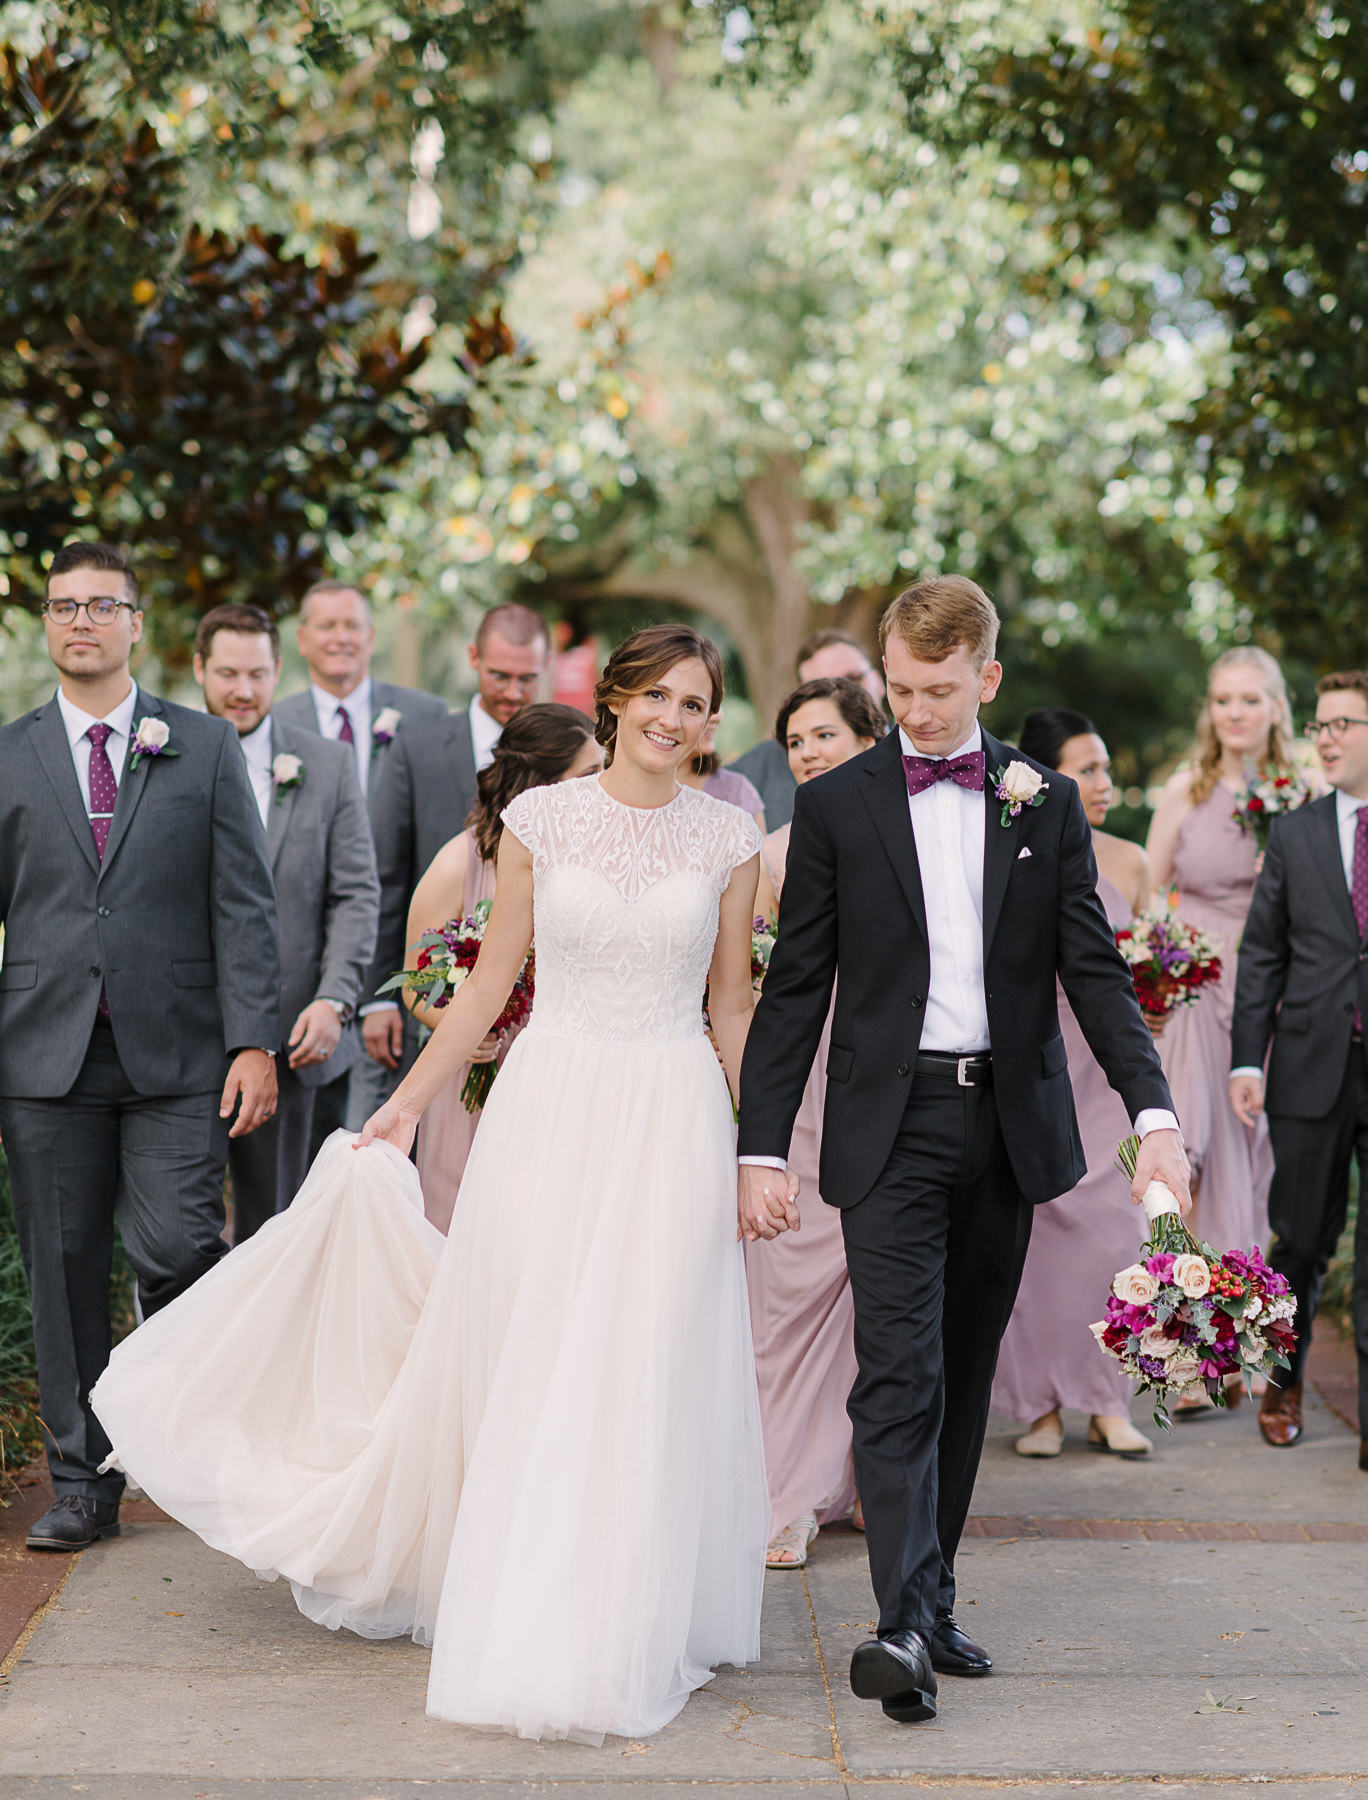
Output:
[978,659,1003,706]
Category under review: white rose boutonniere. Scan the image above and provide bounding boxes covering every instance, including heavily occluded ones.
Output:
[272,752,305,800]
[372,707,402,745]
[993,758,1046,827]
[129,717,179,770]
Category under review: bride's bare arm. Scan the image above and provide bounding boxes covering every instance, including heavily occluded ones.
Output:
[707,854,760,1108]
[355,830,535,1152]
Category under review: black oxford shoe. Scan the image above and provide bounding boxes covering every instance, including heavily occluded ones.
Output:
[849,1629,938,1723]
[930,1613,992,1676]
[26,1494,121,1551]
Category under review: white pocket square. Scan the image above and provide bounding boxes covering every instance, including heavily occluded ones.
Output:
[1017,845,1032,860]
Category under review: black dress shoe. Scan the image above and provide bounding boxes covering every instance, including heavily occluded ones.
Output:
[26,1494,121,1551]
[849,1629,938,1723]
[930,1612,993,1676]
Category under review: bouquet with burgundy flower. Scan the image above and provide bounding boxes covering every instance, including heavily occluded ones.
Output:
[1090,1138,1296,1427]
[750,916,778,995]
[1233,765,1314,853]
[1114,905,1222,1023]
[376,900,534,1111]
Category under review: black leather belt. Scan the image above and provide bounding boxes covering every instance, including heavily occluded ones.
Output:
[916,1050,993,1087]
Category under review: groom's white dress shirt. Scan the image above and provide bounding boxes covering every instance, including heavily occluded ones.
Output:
[469,693,503,773]
[56,681,139,811]
[741,718,1178,1174]
[311,675,372,795]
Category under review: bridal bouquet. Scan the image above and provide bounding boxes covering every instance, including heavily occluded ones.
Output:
[1233,765,1314,852]
[1114,905,1222,1023]
[1091,1140,1296,1428]
[376,900,535,1111]
[750,917,778,995]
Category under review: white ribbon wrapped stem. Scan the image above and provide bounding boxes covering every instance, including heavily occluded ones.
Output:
[1141,1180,1181,1224]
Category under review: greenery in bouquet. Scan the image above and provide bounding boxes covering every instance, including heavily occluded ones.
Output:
[750,917,778,996]
[1233,766,1315,854]
[376,900,533,1112]
[1114,906,1222,1023]
[1094,1138,1297,1428]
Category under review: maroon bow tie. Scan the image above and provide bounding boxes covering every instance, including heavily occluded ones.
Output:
[901,750,986,798]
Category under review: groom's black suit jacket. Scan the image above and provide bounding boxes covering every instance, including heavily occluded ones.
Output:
[738,726,1174,1206]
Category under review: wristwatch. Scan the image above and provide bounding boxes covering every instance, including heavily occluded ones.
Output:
[319,997,355,1025]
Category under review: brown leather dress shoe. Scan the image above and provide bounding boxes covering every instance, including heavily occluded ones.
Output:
[1258,1381,1303,1447]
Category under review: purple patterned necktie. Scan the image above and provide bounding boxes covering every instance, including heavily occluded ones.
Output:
[1352,806,1368,1033]
[87,722,117,1019]
[336,705,355,746]
[902,749,986,798]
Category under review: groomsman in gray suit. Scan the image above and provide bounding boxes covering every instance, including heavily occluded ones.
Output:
[360,602,549,1097]
[0,542,280,1551]
[272,579,446,1131]
[193,604,380,1239]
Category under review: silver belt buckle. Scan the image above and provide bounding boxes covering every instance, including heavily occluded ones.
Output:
[957,1056,974,1087]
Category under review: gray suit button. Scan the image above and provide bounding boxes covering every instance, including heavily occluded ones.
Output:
[897,1061,910,1076]
[89,966,101,977]
[97,906,111,918]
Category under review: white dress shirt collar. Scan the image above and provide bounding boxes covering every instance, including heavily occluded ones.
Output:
[56,679,139,752]
[897,723,983,763]
[468,693,503,772]
[238,715,275,828]
[311,673,371,732]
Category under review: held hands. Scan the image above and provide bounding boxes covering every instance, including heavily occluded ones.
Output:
[353,1098,421,1156]
[286,1000,343,1070]
[737,1164,802,1242]
[468,1031,500,1067]
[1129,1127,1192,1218]
[1229,1072,1264,1128]
[220,1049,278,1139]
[363,1005,404,1070]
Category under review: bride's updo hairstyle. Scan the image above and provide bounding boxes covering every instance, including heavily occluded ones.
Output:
[1188,645,1294,806]
[593,624,725,765]
[470,702,595,861]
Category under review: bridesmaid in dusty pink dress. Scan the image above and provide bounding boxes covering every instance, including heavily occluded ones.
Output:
[1146,649,1298,1268]
[991,711,1156,1459]
[748,676,886,1567]
[680,714,767,832]
[403,704,601,1231]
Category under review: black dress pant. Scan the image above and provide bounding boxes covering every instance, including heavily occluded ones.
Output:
[0,1021,229,1501]
[1266,1042,1368,1431]
[840,1073,1033,1637]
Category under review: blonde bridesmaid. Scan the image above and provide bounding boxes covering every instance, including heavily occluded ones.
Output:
[1145,647,1292,1280]
[405,704,601,1231]
[748,676,885,1567]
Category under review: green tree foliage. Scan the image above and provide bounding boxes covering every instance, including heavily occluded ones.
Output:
[879,0,1368,667]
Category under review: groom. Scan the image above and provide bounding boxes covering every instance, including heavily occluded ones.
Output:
[738,576,1187,1724]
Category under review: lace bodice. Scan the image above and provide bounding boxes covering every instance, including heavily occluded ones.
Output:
[502,778,761,1046]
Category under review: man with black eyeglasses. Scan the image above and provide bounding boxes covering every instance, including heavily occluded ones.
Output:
[357,603,548,1119]
[0,541,280,1549]
[1231,670,1368,1467]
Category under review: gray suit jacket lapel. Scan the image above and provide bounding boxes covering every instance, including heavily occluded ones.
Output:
[265,718,309,868]
[28,700,99,874]
[99,692,161,878]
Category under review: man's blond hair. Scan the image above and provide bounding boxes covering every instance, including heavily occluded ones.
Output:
[878,576,1000,670]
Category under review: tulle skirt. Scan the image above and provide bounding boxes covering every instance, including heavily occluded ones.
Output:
[91,1027,767,1744]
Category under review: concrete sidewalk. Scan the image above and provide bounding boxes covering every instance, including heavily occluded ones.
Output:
[1,1349,1365,1798]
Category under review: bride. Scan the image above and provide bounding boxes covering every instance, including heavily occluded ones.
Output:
[91,624,770,1745]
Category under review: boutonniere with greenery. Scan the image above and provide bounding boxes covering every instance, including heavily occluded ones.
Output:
[993,760,1047,827]
[372,707,402,745]
[272,752,305,800]
[130,717,179,770]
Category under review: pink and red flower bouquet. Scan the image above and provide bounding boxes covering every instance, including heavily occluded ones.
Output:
[1234,765,1314,853]
[1092,1149,1296,1428]
[1114,906,1222,1023]
[377,899,534,1111]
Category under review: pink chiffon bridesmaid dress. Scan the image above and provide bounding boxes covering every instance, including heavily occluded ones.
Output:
[1159,784,1274,1254]
[744,825,858,1551]
[992,873,1145,1429]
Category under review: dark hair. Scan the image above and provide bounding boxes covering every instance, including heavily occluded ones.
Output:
[471,702,595,861]
[1016,707,1097,772]
[593,625,725,764]
[775,676,887,748]
[47,541,138,605]
[194,602,281,662]
[795,626,873,676]
[1316,669,1368,708]
[475,602,549,654]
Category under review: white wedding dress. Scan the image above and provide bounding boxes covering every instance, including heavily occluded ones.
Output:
[91,777,768,1744]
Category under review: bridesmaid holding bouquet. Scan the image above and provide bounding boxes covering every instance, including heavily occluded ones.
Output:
[749,676,885,1566]
[991,710,1156,1459]
[1145,648,1293,1273]
[404,704,601,1230]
